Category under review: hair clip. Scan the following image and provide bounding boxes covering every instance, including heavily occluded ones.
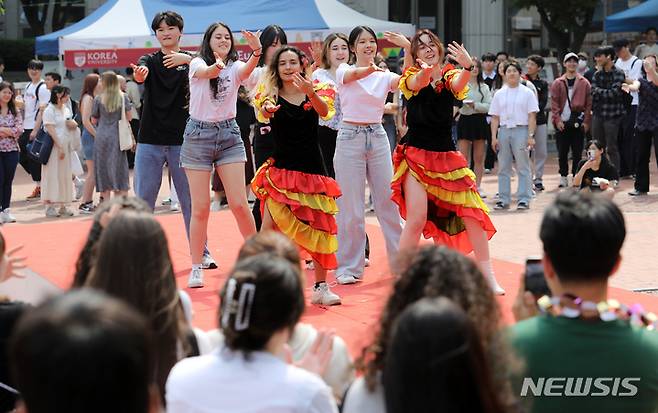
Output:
[234,283,256,331]
[221,278,238,329]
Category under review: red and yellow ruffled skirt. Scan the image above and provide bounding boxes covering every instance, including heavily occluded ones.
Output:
[391,145,496,254]
[251,158,341,269]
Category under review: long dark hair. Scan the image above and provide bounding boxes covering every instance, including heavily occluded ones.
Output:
[0,82,18,116]
[72,196,150,288]
[259,25,288,67]
[358,246,518,408]
[198,22,238,100]
[80,73,100,102]
[383,297,506,413]
[85,210,190,399]
[219,254,305,355]
[348,26,377,64]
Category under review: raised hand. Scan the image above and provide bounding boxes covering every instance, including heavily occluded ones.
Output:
[242,30,262,52]
[309,40,323,67]
[163,51,192,68]
[0,245,27,283]
[291,72,315,96]
[446,41,473,69]
[294,329,335,376]
[384,31,411,49]
[416,58,434,71]
[212,52,226,70]
[130,63,149,82]
[262,101,280,118]
[368,61,387,74]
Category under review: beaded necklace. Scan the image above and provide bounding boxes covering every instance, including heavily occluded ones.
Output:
[537,293,658,330]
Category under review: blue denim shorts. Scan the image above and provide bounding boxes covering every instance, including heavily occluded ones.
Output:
[180,118,247,171]
[81,128,94,161]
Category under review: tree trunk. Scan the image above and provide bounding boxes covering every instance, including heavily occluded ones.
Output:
[20,0,48,36]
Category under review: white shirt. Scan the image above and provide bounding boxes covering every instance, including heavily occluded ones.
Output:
[23,80,51,129]
[561,79,576,122]
[335,63,399,124]
[166,347,338,413]
[244,66,266,91]
[615,56,642,105]
[189,58,246,122]
[312,69,343,130]
[488,84,539,128]
[634,43,658,59]
[341,376,385,413]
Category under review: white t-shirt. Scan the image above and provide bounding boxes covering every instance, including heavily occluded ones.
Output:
[23,80,51,129]
[615,56,642,105]
[244,66,266,91]
[335,63,399,124]
[312,68,343,130]
[488,84,539,128]
[189,58,246,122]
[166,347,339,413]
[341,376,385,413]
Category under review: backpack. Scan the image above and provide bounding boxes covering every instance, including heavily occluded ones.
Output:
[32,81,45,121]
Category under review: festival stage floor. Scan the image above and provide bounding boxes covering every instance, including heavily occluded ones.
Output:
[2,211,658,357]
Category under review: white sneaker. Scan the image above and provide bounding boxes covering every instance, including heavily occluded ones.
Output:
[487,274,506,295]
[59,206,75,217]
[364,258,370,267]
[559,176,568,188]
[170,202,180,212]
[311,282,341,305]
[305,260,315,270]
[201,254,217,270]
[74,178,85,200]
[188,267,204,288]
[210,200,222,212]
[336,274,359,285]
[45,206,60,218]
[0,209,16,223]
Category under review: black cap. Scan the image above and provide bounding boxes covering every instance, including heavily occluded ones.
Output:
[612,38,629,50]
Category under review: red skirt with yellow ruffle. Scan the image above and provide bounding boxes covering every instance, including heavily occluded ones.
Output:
[391,145,496,254]
[251,158,341,269]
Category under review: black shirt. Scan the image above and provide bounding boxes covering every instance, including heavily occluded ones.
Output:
[136,50,192,146]
[405,78,456,152]
[528,76,548,125]
[578,157,619,190]
[270,96,326,176]
[567,78,576,87]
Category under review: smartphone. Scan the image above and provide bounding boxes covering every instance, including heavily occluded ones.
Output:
[525,257,550,298]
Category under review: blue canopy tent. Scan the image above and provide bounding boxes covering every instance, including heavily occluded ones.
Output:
[605,0,658,32]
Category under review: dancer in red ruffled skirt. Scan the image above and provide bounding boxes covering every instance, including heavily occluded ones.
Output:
[392,30,504,294]
[251,46,343,305]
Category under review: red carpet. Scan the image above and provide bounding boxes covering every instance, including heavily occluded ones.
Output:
[3,211,658,356]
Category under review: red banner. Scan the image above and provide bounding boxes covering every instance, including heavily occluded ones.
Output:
[64,41,401,69]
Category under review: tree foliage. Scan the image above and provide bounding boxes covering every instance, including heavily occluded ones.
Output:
[508,0,599,56]
[20,0,84,37]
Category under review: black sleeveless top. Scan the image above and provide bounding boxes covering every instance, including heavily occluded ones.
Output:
[403,65,465,153]
[270,96,327,176]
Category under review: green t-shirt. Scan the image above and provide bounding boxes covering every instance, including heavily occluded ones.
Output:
[509,315,658,413]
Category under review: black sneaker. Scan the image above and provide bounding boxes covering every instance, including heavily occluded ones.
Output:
[517,201,530,210]
[534,182,545,191]
[628,189,648,196]
[78,202,95,214]
[493,201,509,210]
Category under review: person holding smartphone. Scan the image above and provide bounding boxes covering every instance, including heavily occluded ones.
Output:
[572,139,618,199]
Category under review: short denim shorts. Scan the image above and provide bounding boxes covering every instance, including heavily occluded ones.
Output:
[81,128,94,161]
[180,118,247,171]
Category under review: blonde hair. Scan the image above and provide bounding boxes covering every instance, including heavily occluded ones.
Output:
[100,71,123,113]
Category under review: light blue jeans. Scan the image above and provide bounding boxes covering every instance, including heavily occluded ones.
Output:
[532,123,548,184]
[497,126,532,205]
[334,123,402,278]
[134,143,209,255]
